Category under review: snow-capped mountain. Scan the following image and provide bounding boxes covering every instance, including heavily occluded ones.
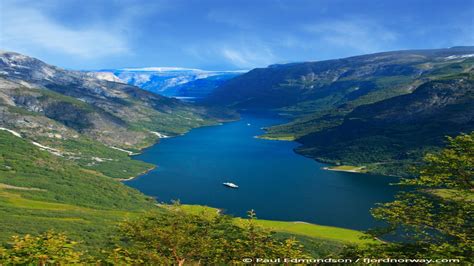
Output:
[90,67,247,98]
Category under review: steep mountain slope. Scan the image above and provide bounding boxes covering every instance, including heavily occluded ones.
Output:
[209,47,473,110]
[207,47,474,175]
[101,67,245,98]
[0,130,156,250]
[297,73,474,176]
[0,51,234,179]
[0,52,224,145]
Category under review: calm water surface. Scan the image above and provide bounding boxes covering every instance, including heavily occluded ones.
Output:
[125,114,400,230]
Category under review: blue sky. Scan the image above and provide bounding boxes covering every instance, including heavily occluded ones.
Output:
[1,0,473,70]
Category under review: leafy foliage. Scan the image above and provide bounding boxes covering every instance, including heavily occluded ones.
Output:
[109,205,308,265]
[1,206,314,264]
[343,133,474,262]
[404,133,473,190]
[0,231,85,265]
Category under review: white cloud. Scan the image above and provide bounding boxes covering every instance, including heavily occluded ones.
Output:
[304,19,398,53]
[185,38,277,68]
[0,2,129,58]
[222,45,278,67]
[220,48,253,66]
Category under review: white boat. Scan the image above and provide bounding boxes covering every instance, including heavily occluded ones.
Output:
[223,182,239,189]
[247,123,251,126]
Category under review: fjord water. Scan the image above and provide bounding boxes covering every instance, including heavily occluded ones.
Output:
[126,114,400,230]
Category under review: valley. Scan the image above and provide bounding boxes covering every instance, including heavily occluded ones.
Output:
[0,47,472,261]
[0,51,382,258]
[2,0,472,262]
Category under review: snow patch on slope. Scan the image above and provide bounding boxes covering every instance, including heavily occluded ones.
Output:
[0,127,62,156]
[150,131,169,138]
[0,127,22,138]
[31,141,63,156]
[109,146,137,155]
[445,54,474,60]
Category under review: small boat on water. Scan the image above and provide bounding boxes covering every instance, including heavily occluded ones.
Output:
[223,182,239,189]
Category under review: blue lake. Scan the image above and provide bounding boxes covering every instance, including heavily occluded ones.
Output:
[125,113,400,230]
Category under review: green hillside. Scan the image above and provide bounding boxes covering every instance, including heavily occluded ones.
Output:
[296,73,473,176]
[208,47,474,176]
[0,130,157,250]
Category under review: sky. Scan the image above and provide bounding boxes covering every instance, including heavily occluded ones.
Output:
[1,0,473,70]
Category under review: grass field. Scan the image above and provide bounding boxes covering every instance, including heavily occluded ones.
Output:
[178,204,375,245]
[247,219,374,244]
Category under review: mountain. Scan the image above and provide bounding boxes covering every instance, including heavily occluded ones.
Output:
[0,51,234,179]
[297,73,473,176]
[207,47,474,175]
[92,67,246,98]
[208,47,473,109]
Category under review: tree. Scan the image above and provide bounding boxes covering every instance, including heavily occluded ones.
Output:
[111,204,308,264]
[238,209,307,261]
[344,132,474,262]
[0,231,84,265]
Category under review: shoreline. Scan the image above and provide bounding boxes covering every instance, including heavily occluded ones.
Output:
[119,116,239,182]
[322,166,367,173]
[252,114,400,178]
[118,165,157,182]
